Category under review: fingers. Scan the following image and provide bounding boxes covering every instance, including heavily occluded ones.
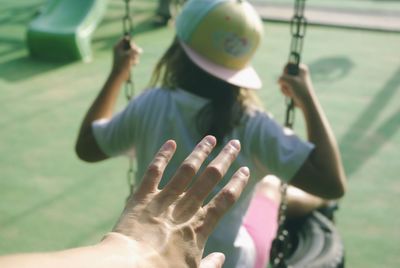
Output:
[278,62,314,107]
[129,42,143,65]
[115,38,143,52]
[114,38,143,65]
[278,66,305,97]
[280,63,309,92]
[124,42,143,66]
[122,36,131,50]
[298,63,309,74]
[157,136,217,206]
[132,140,177,201]
[199,252,225,268]
[172,140,241,222]
[197,167,249,244]
[279,72,297,85]
[278,76,293,97]
[283,62,308,76]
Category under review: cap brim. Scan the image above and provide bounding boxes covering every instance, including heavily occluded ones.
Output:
[180,41,262,90]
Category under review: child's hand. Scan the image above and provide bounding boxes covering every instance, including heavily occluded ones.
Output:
[278,63,315,111]
[111,38,143,81]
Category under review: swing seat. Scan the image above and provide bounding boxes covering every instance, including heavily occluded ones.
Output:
[284,211,345,268]
[26,0,108,62]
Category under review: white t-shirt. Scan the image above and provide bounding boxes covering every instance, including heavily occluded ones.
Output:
[92,88,314,267]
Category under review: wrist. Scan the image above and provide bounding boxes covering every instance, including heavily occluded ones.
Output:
[94,233,137,268]
[100,233,166,268]
[110,66,130,82]
[297,87,318,114]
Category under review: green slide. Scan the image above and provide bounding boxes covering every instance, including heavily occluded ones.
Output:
[27,0,108,62]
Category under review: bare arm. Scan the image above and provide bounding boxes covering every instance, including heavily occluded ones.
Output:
[286,185,332,218]
[278,64,346,199]
[0,237,136,268]
[0,136,249,268]
[75,38,142,162]
[256,175,332,218]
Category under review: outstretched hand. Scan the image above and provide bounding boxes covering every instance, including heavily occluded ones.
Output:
[111,135,250,268]
[0,137,248,268]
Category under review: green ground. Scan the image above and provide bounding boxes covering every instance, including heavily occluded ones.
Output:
[1,0,399,267]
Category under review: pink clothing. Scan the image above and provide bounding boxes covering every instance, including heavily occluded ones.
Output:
[243,193,279,268]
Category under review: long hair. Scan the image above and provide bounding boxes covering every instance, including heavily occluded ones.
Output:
[149,37,262,143]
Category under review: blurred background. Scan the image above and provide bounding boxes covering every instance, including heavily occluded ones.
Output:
[0,0,399,267]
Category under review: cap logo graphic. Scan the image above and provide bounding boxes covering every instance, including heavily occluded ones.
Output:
[213,31,251,58]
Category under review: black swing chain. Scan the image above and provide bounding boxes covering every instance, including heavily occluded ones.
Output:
[285,0,307,129]
[269,183,290,268]
[122,0,135,193]
[122,0,135,101]
[270,1,307,267]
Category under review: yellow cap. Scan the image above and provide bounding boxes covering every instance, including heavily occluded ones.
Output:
[176,0,264,89]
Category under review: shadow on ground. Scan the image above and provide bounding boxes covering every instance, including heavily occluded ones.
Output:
[0,56,68,82]
[309,56,354,82]
[339,65,400,176]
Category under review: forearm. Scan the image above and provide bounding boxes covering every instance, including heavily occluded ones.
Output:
[0,233,167,268]
[286,185,331,218]
[0,234,133,268]
[79,70,125,131]
[300,88,346,197]
[75,71,125,161]
[75,38,142,161]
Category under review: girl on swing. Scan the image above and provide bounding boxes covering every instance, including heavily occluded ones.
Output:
[75,0,346,267]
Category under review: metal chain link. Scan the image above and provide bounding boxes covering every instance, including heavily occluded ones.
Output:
[124,79,135,101]
[288,0,307,75]
[122,0,135,193]
[122,0,135,101]
[270,1,307,267]
[127,155,135,195]
[270,183,290,268]
[285,0,307,129]
[122,0,134,38]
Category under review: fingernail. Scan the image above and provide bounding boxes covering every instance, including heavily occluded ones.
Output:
[215,253,225,263]
[240,166,250,176]
[230,140,241,150]
[162,140,176,150]
[204,135,217,146]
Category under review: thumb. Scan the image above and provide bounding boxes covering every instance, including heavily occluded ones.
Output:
[199,252,225,268]
[279,73,297,86]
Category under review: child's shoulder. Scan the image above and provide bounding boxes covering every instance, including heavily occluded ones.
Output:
[245,105,274,120]
[136,87,172,101]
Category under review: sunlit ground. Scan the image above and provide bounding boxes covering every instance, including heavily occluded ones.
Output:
[0,0,399,267]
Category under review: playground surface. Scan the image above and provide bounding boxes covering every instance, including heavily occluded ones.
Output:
[252,0,400,32]
[0,0,399,267]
